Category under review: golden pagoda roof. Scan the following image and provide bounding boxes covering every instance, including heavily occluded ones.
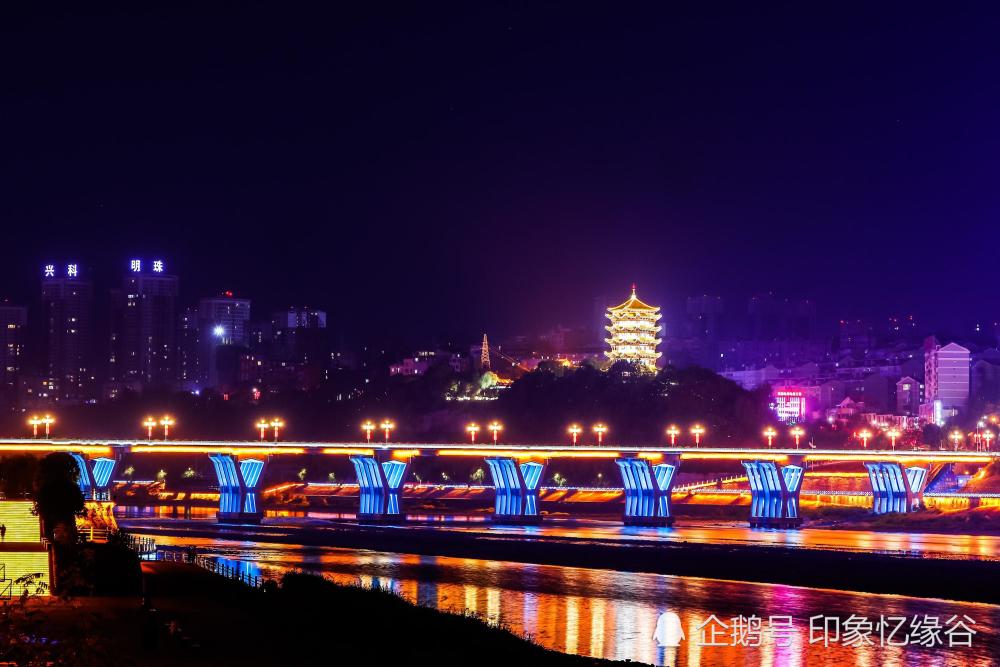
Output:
[608,285,659,312]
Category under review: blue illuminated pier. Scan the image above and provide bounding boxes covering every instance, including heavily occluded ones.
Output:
[350,455,409,522]
[615,456,677,526]
[485,457,545,524]
[208,454,267,523]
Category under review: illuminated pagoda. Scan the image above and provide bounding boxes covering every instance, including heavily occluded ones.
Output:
[604,284,662,371]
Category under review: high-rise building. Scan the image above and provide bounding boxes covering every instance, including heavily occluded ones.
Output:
[41,263,95,401]
[748,294,817,340]
[920,337,970,423]
[199,292,251,388]
[895,376,921,416]
[604,285,662,371]
[0,302,28,408]
[685,295,725,340]
[177,306,201,389]
[271,308,327,363]
[109,258,178,390]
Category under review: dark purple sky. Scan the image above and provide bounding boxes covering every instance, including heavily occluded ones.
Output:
[2,3,999,342]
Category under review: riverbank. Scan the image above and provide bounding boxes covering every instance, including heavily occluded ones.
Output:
[20,562,636,666]
[125,518,1000,605]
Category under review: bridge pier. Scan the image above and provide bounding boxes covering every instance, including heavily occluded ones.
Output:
[209,454,267,524]
[70,452,118,501]
[484,457,546,524]
[615,457,678,527]
[349,455,409,522]
[864,461,928,514]
[742,460,803,528]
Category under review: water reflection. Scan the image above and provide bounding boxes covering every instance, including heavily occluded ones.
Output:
[139,532,999,666]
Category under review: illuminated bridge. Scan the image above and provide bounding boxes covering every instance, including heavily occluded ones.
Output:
[2,439,995,527]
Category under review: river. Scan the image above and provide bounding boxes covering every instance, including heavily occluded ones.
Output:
[126,521,999,666]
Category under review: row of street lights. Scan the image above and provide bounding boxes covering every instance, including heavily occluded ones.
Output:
[21,413,999,452]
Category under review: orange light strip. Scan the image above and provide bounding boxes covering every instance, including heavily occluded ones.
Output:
[436,449,624,459]
[131,445,306,455]
[392,449,421,459]
[805,454,992,464]
[319,448,375,456]
[0,444,112,455]
[680,452,788,461]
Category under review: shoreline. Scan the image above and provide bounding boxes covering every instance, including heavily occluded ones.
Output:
[124,518,1000,606]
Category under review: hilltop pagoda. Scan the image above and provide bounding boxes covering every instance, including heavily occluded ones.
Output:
[604,285,662,371]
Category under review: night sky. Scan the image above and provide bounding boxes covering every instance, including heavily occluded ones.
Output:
[2,4,1000,343]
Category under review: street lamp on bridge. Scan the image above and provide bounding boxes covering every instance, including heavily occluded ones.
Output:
[362,420,376,444]
[593,423,608,446]
[143,417,158,440]
[159,415,175,439]
[690,424,705,448]
[857,429,872,449]
[488,421,503,444]
[789,425,805,449]
[666,425,680,446]
[763,426,777,449]
[983,429,996,452]
[885,428,901,450]
[568,424,582,446]
[270,418,285,441]
[466,422,480,444]
[256,419,270,441]
[380,420,395,443]
[28,414,54,438]
[949,429,964,451]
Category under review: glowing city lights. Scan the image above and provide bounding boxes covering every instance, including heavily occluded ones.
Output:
[256,419,270,441]
[763,426,778,449]
[592,423,608,446]
[142,416,158,439]
[789,425,805,449]
[568,424,582,445]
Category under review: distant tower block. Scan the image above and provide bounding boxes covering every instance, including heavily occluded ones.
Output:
[605,284,663,371]
[481,333,491,371]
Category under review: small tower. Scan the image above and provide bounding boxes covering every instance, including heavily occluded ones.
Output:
[480,333,491,371]
[604,284,662,371]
